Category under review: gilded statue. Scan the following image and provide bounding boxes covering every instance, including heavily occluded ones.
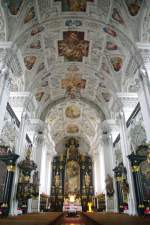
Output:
[67,138,78,160]
[121,180,129,195]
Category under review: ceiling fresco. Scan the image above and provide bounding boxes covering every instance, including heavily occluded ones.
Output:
[6,0,23,15]
[58,31,89,61]
[46,100,101,144]
[2,0,146,148]
[110,57,123,72]
[65,105,80,119]
[61,70,86,99]
[125,0,143,16]
[66,124,79,134]
[24,56,36,70]
[112,8,125,25]
[55,0,94,12]
[24,6,35,24]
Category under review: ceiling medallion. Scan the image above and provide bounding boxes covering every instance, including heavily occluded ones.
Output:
[66,124,79,134]
[65,105,80,119]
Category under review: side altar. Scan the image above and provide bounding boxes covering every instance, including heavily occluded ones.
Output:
[50,138,94,211]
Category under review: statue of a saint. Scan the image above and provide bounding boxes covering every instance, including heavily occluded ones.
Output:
[105,174,114,197]
[85,172,90,186]
[55,172,60,187]
[67,139,78,160]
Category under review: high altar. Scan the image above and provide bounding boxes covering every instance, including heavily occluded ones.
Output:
[50,138,94,211]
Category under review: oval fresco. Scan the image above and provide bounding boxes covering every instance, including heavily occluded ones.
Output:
[65,105,80,119]
[66,124,79,134]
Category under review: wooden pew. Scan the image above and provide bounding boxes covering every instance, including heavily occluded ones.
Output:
[83,212,150,225]
[0,212,63,225]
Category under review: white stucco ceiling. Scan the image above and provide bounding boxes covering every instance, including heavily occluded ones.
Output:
[2,0,149,148]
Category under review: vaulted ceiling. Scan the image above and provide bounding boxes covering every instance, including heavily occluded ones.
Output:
[1,0,149,149]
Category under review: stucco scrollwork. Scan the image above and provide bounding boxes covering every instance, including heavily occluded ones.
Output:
[130,123,146,152]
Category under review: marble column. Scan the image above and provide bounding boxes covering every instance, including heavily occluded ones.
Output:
[117,112,137,215]
[0,152,19,216]
[128,153,147,215]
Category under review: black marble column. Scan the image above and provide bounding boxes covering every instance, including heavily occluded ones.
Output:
[0,153,19,216]
[128,152,147,215]
[113,166,124,213]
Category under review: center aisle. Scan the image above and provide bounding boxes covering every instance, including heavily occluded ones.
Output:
[55,213,100,225]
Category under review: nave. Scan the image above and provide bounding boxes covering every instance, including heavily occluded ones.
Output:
[0,0,150,223]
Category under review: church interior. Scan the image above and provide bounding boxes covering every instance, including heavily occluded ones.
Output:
[0,0,150,224]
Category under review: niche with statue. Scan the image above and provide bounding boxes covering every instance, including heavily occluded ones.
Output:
[50,138,94,211]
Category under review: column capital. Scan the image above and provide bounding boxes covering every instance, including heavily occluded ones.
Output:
[100,119,116,134]
[29,119,45,132]
[33,132,44,146]
[115,111,125,125]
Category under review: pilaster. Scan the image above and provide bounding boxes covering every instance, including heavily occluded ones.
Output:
[137,70,150,141]
[117,112,137,215]
[0,65,11,135]
[100,121,117,212]
[9,111,30,215]
[136,43,150,141]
